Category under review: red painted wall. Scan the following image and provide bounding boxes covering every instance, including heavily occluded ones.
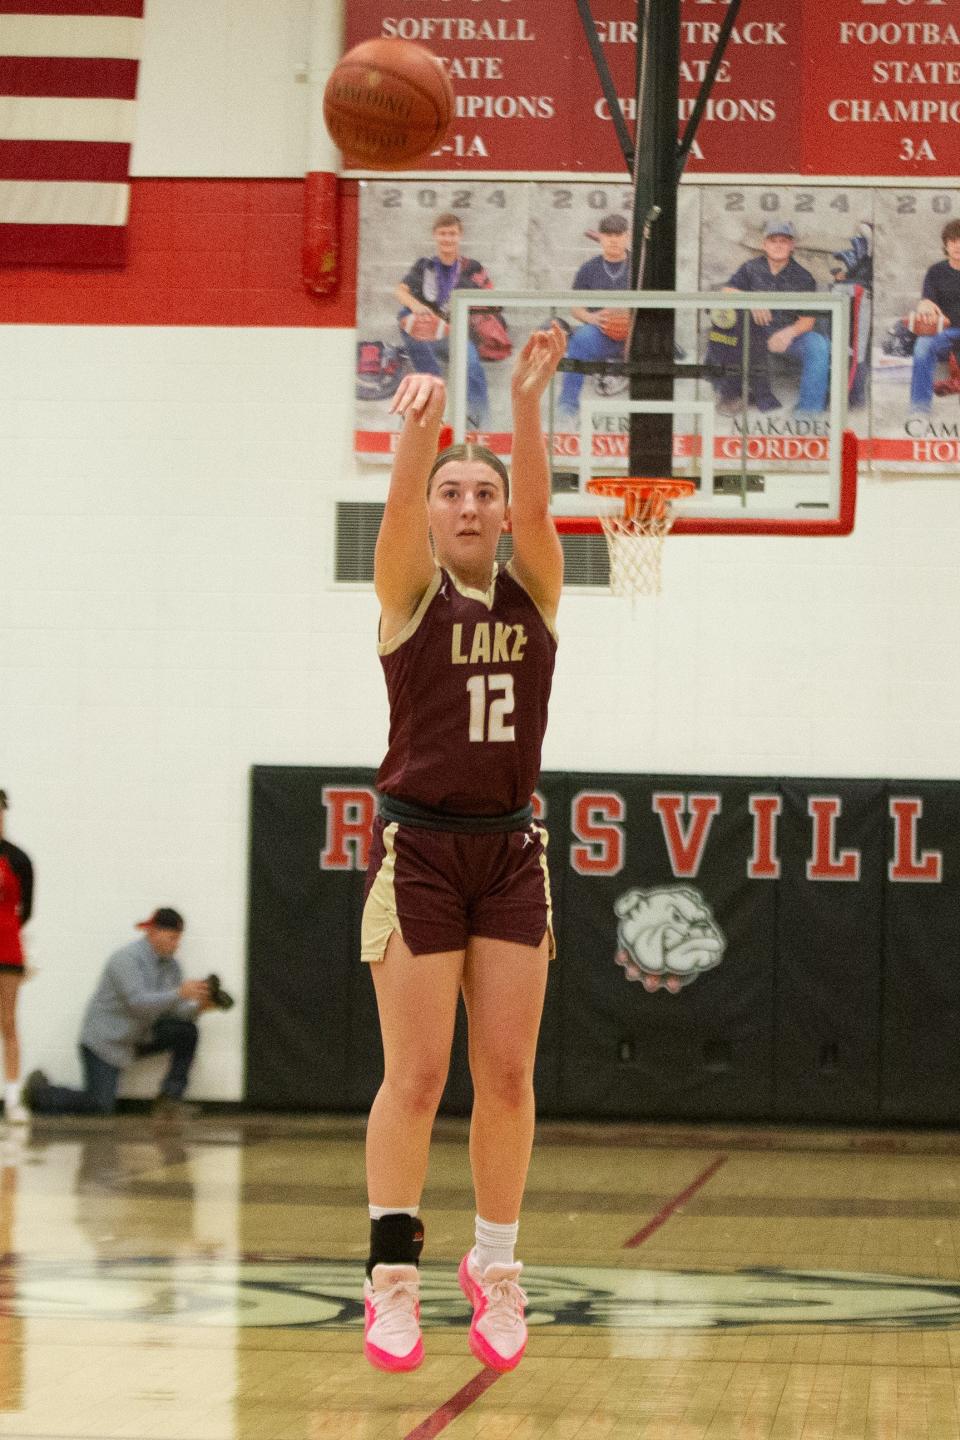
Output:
[0,178,357,327]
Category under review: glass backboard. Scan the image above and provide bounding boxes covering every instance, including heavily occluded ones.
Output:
[448,289,857,536]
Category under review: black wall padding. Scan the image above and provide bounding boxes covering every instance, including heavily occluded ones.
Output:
[247,766,369,1108]
[881,782,960,1124]
[247,766,960,1125]
[556,776,775,1120]
[774,780,886,1122]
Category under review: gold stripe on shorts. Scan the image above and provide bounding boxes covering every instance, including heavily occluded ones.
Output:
[533,822,557,959]
[360,821,400,964]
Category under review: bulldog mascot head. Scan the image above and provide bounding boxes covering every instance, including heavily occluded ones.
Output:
[613,885,725,992]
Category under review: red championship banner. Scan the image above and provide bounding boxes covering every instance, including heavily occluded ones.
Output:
[341,0,805,175]
[343,0,805,175]
[342,0,959,179]
[801,1,960,178]
[344,0,613,173]
[679,0,803,176]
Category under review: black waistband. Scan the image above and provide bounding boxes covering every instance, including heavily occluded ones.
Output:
[378,794,535,834]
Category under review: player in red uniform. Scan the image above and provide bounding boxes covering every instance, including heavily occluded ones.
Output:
[360,323,566,1374]
[0,791,33,1124]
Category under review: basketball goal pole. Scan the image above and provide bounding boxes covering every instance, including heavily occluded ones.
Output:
[573,0,745,479]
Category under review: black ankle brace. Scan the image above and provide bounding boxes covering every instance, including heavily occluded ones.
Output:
[367,1212,425,1278]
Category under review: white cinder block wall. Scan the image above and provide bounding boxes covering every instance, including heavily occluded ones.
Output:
[0,1,956,1100]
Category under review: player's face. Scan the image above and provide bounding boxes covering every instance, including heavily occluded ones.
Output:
[763,235,795,267]
[433,224,463,263]
[428,460,508,580]
[945,236,960,268]
[149,926,182,958]
[599,231,628,264]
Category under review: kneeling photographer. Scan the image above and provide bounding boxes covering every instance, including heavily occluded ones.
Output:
[23,907,232,1122]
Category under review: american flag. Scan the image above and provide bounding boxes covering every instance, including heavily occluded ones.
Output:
[0,1,143,266]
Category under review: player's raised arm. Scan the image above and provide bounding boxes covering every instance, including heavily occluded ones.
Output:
[374,373,445,634]
[508,322,566,620]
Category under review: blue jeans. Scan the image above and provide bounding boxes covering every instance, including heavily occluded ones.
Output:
[401,334,489,427]
[558,323,625,414]
[910,327,960,409]
[136,1017,199,1100]
[785,329,831,412]
[29,1019,198,1115]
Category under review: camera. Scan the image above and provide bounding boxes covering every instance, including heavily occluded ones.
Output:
[205,973,235,1011]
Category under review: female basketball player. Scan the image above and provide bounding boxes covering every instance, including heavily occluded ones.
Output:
[361,322,566,1373]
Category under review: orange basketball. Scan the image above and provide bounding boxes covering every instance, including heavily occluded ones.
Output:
[906,309,947,338]
[323,38,454,171]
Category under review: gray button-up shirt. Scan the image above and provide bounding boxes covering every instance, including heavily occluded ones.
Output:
[79,936,199,1069]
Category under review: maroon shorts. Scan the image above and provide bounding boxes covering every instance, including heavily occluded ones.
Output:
[361,816,554,961]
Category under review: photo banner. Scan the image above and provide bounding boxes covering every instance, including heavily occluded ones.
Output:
[353,178,960,471]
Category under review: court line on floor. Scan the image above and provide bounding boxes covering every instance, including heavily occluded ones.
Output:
[623,1153,728,1248]
[403,1366,503,1439]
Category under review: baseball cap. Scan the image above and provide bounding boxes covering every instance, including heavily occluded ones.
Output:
[764,219,797,239]
[0,790,7,810]
[137,907,185,932]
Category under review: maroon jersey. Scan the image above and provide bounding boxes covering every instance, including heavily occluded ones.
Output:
[376,562,557,816]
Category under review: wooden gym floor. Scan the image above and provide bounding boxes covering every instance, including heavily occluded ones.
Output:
[0,1112,959,1439]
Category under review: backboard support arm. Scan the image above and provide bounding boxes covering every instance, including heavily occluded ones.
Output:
[676,0,746,176]
[573,0,635,171]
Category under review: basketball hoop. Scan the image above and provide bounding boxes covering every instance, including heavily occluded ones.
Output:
[586,477,696,597]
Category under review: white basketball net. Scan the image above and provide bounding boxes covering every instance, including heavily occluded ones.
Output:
[592,485,682,598]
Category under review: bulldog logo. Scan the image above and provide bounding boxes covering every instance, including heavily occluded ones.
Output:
[613,885,725,992]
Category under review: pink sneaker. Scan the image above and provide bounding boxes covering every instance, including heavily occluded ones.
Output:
[458,1250,528,1371]
[363,1263,424,1372]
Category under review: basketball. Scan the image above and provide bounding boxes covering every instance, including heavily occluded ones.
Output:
[323,38,454,171]
[906,309,947,338]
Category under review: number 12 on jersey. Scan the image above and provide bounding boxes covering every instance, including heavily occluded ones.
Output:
[466,674,516,742]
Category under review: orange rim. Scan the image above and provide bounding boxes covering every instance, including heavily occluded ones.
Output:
[586,476,696,521]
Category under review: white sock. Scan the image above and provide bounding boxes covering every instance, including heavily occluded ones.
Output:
[368,1204,419,1220]
[474,1215,519,1272]
[5,1081,20,1110]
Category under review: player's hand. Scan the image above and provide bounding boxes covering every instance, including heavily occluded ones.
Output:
[511,321,567,402]
[180,979,210,1005]
[389,372,446,425]
[766,326,794,354]
[750,307,773,327]
[917,300,944,321]
[410,313,441,340]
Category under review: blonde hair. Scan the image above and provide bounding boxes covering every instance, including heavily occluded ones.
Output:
[427,443,510,502]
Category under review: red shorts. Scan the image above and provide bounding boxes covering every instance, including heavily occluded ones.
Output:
[0,921,22,969]
[361,816,554,962]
